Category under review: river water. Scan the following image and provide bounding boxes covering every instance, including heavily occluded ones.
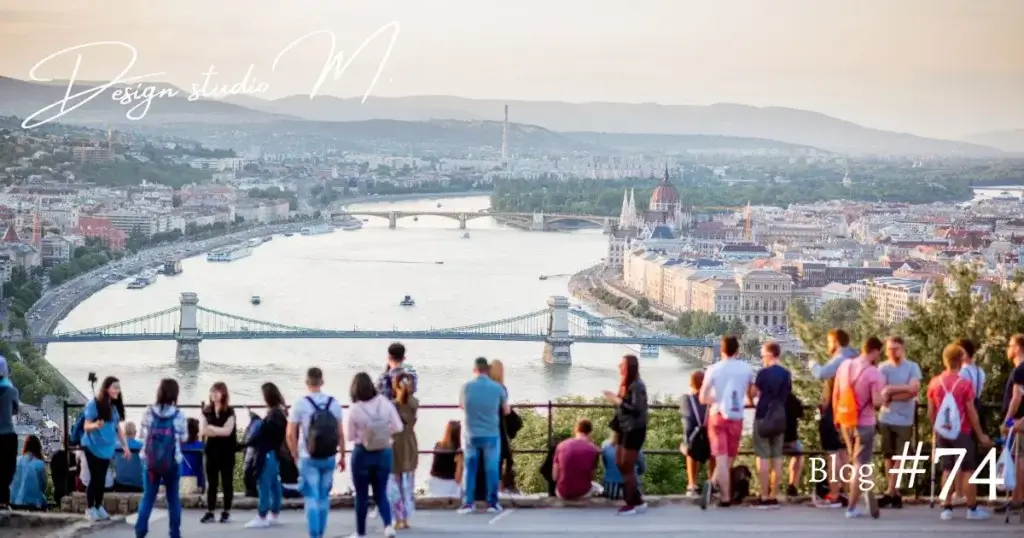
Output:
[46,195,696,486]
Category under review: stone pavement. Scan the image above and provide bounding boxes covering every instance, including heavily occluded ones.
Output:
[80,505,1022,538]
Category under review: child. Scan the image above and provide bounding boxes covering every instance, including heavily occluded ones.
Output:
[926,343,992,521]
[680,370,713,496]
[600,432,646,500]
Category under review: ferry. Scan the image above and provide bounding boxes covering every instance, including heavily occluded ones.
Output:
[262,235,273,243]
[399,295,415,307]
[338,220,363,231]
[462,232,471,239]
[251,295,261,305]
[127,269,158,289]
[247,237,262,248]
[284,232,294,237]
[207,246,253,262]
[160,260,183,275]
[300,222,334,235]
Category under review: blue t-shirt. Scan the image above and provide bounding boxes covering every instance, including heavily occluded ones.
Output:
[460,376,506,439]
[0,381,20,435]
[82,399,121,459]
[754,364,792,420]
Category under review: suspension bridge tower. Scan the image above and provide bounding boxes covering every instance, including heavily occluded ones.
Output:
[543,295,572,365]
[176,292,201,362]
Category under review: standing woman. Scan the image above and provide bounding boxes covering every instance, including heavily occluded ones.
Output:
[348,372,403,538]
[488,360,517,493]
[244,383,287,529]
[201,382,237,524]
[602,354,648,516]
[134,378,189,538]
[82,376,131,521]
[388,373,418,529]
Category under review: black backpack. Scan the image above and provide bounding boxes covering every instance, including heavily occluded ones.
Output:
[306,396,340,459]
[756,399,787,438]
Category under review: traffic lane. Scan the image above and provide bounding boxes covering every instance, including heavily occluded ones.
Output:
[84,505,1020,537]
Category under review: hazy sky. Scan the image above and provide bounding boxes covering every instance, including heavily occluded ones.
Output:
[1,0,1022,139]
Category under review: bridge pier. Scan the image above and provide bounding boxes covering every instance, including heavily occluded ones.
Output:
[175,292,202,363]
[543,295,572,365]
[458,214,467,230]
[531,212,547,232]
[388,212,397,230]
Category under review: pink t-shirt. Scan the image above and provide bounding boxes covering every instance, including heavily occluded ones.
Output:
[834,357,885,426]
[345,394,403,446]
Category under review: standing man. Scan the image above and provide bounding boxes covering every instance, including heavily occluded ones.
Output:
[954,338,986,504]
[807,329,858,508]
[0,356,19,510]
[699,335,754,509]
[997,334,1024,515]
[832,336,885,519]
[378,342,418,400]
[286,367,345,538]
[877,336,921,509]
[751,341,791,508]
[457,358,510,515]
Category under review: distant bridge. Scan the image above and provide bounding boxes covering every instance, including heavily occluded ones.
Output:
[334,210,614,231]
[32,293,716,365]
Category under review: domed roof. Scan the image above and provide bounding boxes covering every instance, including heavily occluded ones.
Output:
[649,166,679,209]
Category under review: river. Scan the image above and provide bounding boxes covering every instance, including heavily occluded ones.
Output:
[46,195,696,486]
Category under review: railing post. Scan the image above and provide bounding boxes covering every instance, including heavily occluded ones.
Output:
[62,400,69,451]
[546,400,553,449]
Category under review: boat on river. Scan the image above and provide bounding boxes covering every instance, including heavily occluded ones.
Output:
[399,295,415,306]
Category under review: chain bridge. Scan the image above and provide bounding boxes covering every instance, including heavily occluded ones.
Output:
[31,293,716,365]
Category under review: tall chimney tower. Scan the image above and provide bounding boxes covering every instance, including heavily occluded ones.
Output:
[501,104,509,167]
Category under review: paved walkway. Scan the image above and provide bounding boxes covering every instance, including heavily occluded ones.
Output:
[85,505,1021,537]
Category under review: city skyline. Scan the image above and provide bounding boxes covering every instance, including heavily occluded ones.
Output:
[0,0,1022,139]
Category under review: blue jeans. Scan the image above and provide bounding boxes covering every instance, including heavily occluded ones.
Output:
[463,436,500,507]
[299,456,336,538]
[257,452,282,518]
[351,445,392,536]
[134,466,181,538]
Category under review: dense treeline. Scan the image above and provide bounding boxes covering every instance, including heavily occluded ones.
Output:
[490,161,1024,214]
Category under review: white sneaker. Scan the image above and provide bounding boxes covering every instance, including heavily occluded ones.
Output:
[245,516,271,528]
[96,507,110,520]
[267,513,280,525]
[940,509,954,521]
[487,503,503,513]
[86,508,100,522]
[967,507,991,520]
[635,502,649,513]
[845,507,866,519]
[383,525,397,537]
[456,503,475,515]
[346,534,367,538]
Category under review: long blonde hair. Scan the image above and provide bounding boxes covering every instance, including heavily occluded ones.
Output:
[488,359,505,386]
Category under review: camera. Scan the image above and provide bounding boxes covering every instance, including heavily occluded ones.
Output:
[87,372,97,384]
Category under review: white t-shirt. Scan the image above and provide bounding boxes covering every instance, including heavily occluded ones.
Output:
[287,391,344,460]
[960,363,986,399]
[703,358,754,418]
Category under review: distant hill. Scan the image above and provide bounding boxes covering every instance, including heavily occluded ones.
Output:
[962,130,1024,154]
[563,132,821,152]
[0,76,288,126]
[225,94,1003,156]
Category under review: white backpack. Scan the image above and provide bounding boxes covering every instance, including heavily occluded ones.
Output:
[718,377,745,420]
[933,378,963,441]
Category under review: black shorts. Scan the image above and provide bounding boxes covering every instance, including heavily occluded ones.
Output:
[818,407,844,452]
[621,427,647,451]
[935,433,977,472]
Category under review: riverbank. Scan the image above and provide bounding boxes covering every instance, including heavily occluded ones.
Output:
[26,221,311,403]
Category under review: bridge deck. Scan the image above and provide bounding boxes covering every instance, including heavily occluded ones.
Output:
[91,505,1019,537]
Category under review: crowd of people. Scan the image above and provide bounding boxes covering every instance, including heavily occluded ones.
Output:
[669,331,1024,523]
[0,330,1021,535]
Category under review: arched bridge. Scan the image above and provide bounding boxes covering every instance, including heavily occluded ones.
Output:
[335,210,613,231]
[32,293,716,365]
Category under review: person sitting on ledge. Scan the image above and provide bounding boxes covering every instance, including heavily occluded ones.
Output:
[112,421,144,493]
[600,431,646,501]
[179,418,206,495]
[553,419,601,500]
[10,435,47,511]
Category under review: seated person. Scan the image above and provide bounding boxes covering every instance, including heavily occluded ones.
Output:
[112,421,144,492]
[425,420,463,498]
[11,435,47,511]
[553,419,601,500]
[278,446,301,499]
[180,417,206,494]
[600,432,647,500]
